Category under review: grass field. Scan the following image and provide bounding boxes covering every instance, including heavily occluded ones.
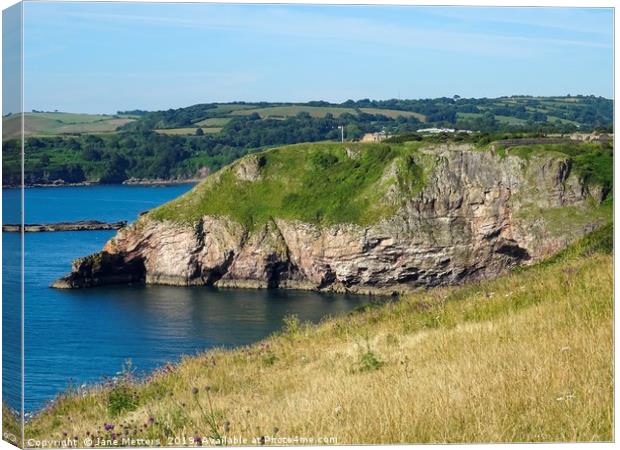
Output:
[495,115,527,125]
[359,107,426,121]
[193,117,232,127]
[547,116,581,126]
[456,113,527,126]
[154,127,222,136]
[229,105,426,121]
[209,104,260,114]
[19,224,613,444]
[2,112,135,139]
[457,112,483,120]
[230,105,359,118]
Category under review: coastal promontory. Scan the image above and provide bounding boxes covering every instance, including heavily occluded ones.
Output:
[52,139,611,294]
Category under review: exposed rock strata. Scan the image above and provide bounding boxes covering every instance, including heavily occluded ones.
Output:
[52,145,605,294]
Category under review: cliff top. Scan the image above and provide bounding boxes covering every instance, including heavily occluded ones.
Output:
[149,139,612,228]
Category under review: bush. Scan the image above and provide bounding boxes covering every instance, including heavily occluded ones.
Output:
[359,351,383,372]
[107,385,138,417]
[282,315,301,337]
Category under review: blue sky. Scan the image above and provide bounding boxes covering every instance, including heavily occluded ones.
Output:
[19,2,614,114]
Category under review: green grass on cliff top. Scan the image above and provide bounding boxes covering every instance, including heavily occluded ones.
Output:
[150,142,428,227]
[150,140,612,228]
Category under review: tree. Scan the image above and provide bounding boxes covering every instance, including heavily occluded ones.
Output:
[195,128,204,136]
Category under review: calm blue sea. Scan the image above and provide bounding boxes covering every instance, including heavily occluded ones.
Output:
[2,185,372,413]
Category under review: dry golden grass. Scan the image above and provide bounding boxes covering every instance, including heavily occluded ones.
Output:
[19,236,613,445]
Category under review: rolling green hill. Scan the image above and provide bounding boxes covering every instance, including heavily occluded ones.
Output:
[123,96,611,134]
[2,112,135,139]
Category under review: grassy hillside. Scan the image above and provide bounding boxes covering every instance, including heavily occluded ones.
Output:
[127,96,612,133]
[19,224,612,444]
[150,139,612,228]
[2,112,135,139]
[228,105,426,122]
[150,141,430,227]
[151,104,426,136]
[230,105,359,119]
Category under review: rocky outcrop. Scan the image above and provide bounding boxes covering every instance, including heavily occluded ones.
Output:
[52,144,607,294]
[234,154,265,181]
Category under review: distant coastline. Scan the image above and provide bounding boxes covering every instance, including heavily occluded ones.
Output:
[2,220,128,232]
[2,178,200,189]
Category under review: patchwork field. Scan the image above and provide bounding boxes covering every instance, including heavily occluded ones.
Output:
[148,104,428,135]
[194,117,232,127]
[359,107,425,121]
[230,105,359,118]
[2,112,135,139]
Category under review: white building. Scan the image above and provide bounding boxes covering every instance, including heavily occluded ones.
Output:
[416,128,473,134]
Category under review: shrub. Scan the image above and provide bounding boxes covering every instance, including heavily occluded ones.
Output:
[282,315,301,338]
[107,385,138,417]
[359,351,383,372]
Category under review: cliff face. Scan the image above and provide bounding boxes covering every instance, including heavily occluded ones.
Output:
[53,143,606,294]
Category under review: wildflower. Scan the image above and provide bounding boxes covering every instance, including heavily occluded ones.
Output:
[148,416,155,424]
[192,387,199,395]
[103,423,114,432]
[204,385,211,392]
[224,421,230,432]
[273,427,279,435]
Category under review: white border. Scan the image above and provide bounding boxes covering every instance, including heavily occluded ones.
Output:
[0,1,616,450]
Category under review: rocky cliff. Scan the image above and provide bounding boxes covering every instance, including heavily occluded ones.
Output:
[52,142,610,294]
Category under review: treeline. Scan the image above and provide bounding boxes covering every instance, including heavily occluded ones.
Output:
[221,111,422,145]
[342,95,612,128]
[3,132,238,185]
